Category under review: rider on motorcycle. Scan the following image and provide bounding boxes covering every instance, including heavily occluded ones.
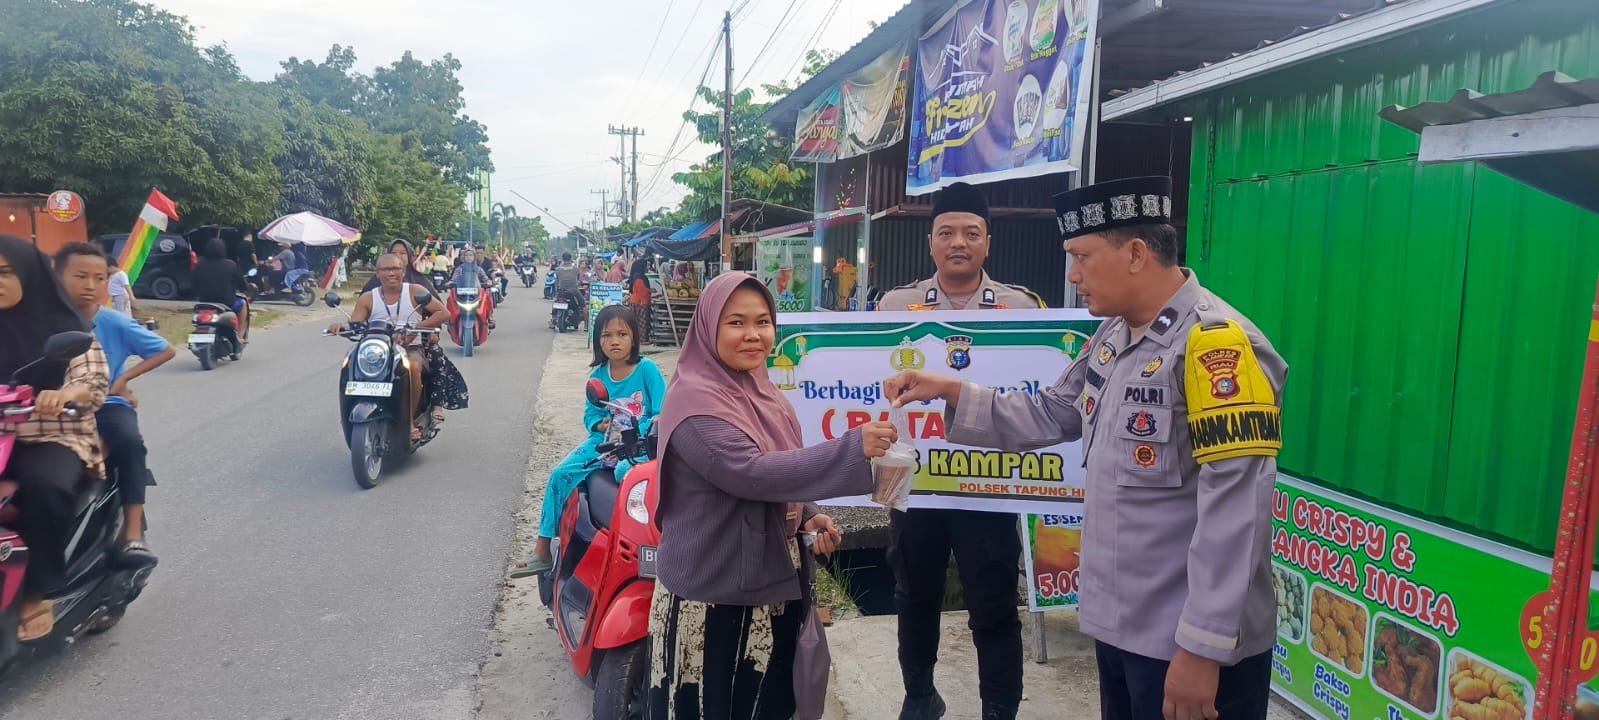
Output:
[451,247,496,330]
[54,243,171,568]
[549,253,582,330]
[327,253,449,441]
[0,235,109,642]
[192,238,252,348]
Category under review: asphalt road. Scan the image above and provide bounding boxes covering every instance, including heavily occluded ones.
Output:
[0,287,555,720]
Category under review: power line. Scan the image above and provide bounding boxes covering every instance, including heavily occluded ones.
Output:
[779,0,842,85]
[638,31,724,201]
[628,0,708,116]
[622,0,678,107]
[737,0,807,89]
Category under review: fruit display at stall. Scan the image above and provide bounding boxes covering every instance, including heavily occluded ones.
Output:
[1310,586,1368,675]
[1272,564,1306,641]
[1370,616,1441,713]
[1446,653,1527,720]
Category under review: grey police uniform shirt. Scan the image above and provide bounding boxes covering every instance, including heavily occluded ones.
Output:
[876,272,1046,311]
[945,269,1288,665]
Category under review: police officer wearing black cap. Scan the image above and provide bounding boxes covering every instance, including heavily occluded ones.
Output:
[886,176,1287,720]
[878,181,1043,720]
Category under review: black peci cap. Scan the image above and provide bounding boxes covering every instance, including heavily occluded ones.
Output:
[1052,176,1173,240]
[932,182,990,224]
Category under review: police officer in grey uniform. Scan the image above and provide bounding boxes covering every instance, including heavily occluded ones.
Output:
[877,181,1044,720]
[886,176,1287,720]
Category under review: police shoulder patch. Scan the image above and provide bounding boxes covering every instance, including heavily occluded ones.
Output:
[1183,319,1281,464]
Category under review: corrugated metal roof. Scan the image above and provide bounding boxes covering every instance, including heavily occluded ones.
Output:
[1380,70,1599,214]
[1380,70,1599,132]
[1101,0,1507,120]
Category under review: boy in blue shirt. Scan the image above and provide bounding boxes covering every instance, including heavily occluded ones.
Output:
[55,243,174,567]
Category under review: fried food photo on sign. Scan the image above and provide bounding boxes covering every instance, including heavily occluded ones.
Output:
[1309,586,1368,675]
[1370,615,1441,714]
[1447,652,1528,720]
[1272,565,1306,642]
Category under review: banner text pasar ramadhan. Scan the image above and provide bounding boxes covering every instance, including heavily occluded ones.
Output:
[1271,489,1460,637]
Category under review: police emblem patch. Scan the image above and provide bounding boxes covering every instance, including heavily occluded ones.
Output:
[1126,411,1157,438]
[1198,348,1243,400]
[890,337,927,372]
[1082,394,1097,417]
[1152,308,1178,335]
[1097,342,1115,365]
[1140,357,1164,377]
[945,335,973,371]
[1133,444,1158,468]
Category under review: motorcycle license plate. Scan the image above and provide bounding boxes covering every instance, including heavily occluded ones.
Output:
[344,381,394,397]
[638,545,658,578]
[553,302,569,310]
[187,334,215,344]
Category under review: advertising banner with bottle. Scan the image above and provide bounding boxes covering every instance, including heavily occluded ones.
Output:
[756,237,814,313]
[905,0,1099,193]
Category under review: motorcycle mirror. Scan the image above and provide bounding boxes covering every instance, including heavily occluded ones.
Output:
[44,331,94,361]
[413,291,434,307]
[585,378,609,408]
[324,292,342,308]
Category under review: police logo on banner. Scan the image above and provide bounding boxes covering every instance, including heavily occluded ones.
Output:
[946,335,973,371]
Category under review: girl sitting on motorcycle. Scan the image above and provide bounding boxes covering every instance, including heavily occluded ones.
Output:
[513,305,665,577]
[0,235,110,642]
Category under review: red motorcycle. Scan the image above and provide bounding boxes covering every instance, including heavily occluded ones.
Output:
[446,282,493,357]
[540,378,660,720]
[0,331,154,677]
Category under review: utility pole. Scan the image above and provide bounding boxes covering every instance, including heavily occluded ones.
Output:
[720,10,734,270]
[609,125,645,223]
[590,188,609,249]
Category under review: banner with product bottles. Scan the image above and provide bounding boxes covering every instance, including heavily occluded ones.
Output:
[905,0,1099,194]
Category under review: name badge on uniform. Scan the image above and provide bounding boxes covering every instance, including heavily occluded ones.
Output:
[980,288,997,306]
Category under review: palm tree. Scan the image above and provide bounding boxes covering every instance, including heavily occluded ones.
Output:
[490,202,519,250]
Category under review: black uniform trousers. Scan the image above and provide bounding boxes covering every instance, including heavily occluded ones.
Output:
[888,507,1023,707]
[1095,642,1273,720]
[2,442,84,594]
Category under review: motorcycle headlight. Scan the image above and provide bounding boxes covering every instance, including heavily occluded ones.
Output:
[626,481,650,524]
[356,339,389,377]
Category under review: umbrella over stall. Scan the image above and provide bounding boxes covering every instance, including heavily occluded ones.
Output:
[258,211,361,246]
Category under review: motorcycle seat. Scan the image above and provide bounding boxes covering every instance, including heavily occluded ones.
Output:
[583,468,620,530]
[192,302,231,312]
[74,472,111,518]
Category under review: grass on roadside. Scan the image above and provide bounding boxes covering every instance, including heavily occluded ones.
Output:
[815,562,860,620]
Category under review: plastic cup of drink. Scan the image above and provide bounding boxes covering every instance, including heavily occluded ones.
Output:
[872,443,918,506]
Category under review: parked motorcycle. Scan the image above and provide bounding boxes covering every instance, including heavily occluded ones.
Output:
[245,267,316,306]
[0,331,155,677]
[552,286,585,333]
[324,293,441,489]
[517,263,537,288]
[187,295,249,371]
[543,269,557,300]
[540,378,660,720]
[448,283,493,357]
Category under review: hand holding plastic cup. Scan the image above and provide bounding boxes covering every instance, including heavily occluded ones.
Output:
[872,405,919,511]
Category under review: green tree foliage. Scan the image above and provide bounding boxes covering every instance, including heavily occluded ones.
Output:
[672,86,810,217]
[0,0,489,247]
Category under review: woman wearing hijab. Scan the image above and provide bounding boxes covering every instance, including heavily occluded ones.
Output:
[363,238,437,294]
[646,273,896,720]
[605,254,627,283]
[627,254,653,344]
[0,235,109,642]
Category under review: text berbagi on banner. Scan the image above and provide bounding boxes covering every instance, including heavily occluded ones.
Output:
[905,0,1099,194]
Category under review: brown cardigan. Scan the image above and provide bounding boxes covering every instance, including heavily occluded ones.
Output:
[655,416,874,606]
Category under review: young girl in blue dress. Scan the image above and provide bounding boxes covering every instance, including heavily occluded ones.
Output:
[515,305,665,576]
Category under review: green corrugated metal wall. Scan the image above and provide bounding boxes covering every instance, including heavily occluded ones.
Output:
[1185,0,1599,554]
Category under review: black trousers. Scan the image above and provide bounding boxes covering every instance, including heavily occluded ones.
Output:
[888,508,1023,707]
[1095,642,1273,720]
[96,403,149,506]
[2,442,84,594]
